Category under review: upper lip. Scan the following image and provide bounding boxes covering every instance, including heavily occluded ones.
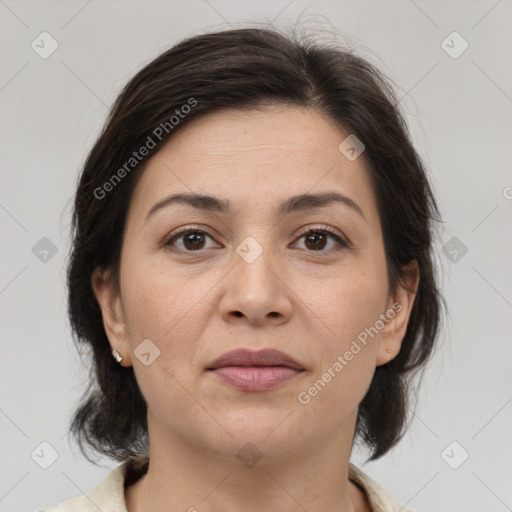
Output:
[207,349,304,371]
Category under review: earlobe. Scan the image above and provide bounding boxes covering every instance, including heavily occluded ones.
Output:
[376,260,420,366]
[91,267,132,366]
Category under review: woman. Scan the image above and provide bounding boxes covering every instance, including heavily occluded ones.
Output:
[44,26,443,512]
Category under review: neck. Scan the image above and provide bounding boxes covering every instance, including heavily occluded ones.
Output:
[125,416,370,512]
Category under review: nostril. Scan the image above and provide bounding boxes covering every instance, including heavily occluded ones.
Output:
[231,311,280,318]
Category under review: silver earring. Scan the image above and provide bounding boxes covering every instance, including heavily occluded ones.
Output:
[112,348,124,364]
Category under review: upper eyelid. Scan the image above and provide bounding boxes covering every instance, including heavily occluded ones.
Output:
[167,224,343,239]
[294,224,343,237]
[165,225,218,241]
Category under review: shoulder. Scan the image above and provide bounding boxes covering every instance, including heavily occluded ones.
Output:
[40,494,101,512]
[348,463,412,512]
[40,463,129,512]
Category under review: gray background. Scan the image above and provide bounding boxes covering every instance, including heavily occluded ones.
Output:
[1,1,511,511]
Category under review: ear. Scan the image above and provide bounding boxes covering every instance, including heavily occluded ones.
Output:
[376,260,420,366]
[91,266,132,366]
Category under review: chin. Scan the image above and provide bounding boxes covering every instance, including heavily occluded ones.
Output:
[203,408,305,459]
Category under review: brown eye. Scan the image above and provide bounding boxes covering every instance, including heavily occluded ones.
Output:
[294,228,348,253]
[165,229,218,252]
[182,231,206,250]
[304,232,328,251]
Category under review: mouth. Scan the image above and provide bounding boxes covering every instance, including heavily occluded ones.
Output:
[206,348,305,391]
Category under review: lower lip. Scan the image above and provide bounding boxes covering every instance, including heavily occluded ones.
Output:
[209,366,303,391]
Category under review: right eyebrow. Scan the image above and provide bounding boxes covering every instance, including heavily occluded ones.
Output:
[146,193,230,221]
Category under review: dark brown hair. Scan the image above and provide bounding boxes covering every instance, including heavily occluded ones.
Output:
[68,26,444,463]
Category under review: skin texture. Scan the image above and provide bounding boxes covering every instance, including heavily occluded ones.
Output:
[92,105,419,512]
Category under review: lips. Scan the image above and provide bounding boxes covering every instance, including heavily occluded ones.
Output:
[207,348,304,371]
[207,349,305,391]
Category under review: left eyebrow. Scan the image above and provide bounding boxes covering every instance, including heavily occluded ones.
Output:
[277,192,366,222]
[145,191,366,223]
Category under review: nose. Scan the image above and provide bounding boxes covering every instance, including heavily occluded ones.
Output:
[219,245,293,327]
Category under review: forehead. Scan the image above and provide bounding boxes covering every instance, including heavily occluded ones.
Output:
[127,106,380,227]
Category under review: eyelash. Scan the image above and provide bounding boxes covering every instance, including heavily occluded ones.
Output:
[163,225,349,254]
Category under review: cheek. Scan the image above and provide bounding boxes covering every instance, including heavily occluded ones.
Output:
[295,266,385,406]
[303,261,387,344]
[119,257,220,395]
[120,266,211,425]
[120,254,210,340]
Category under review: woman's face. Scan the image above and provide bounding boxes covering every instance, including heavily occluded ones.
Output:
[93,105,417,461]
